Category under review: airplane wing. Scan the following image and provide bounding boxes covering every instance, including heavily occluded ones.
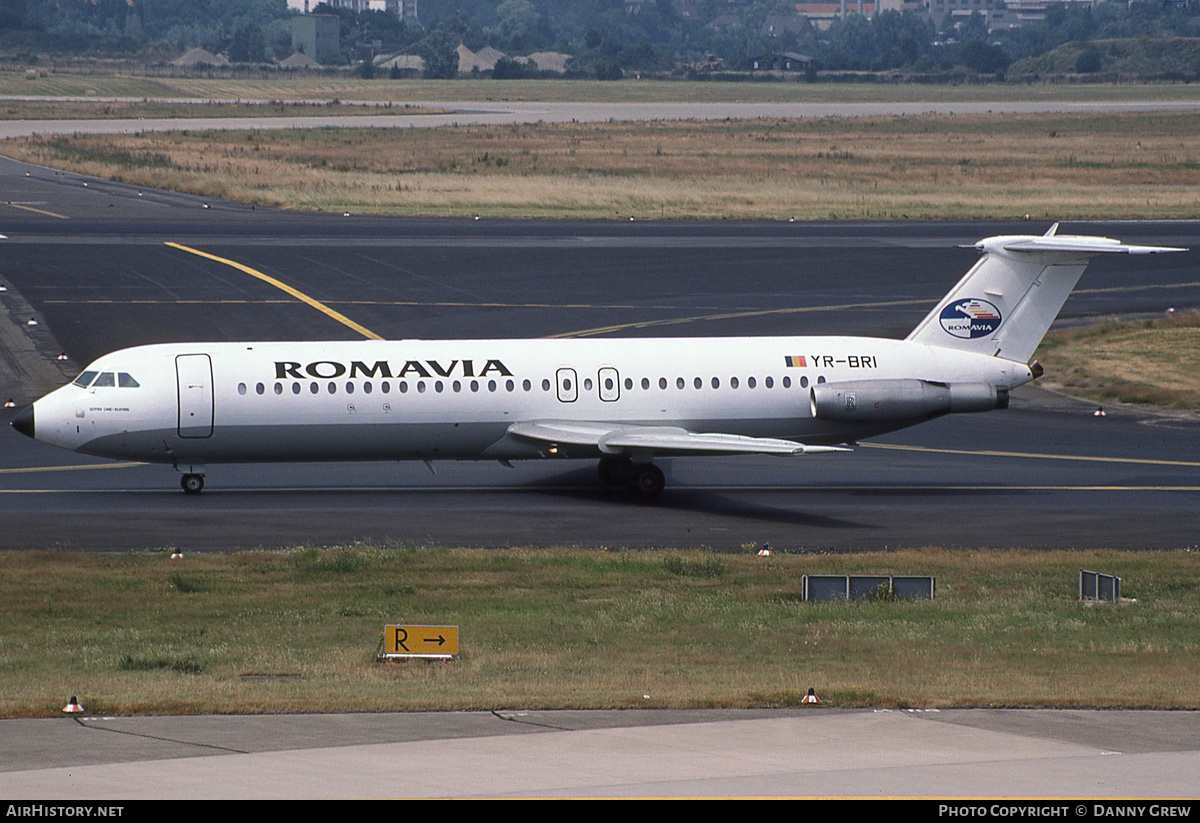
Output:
[506,420,848,457]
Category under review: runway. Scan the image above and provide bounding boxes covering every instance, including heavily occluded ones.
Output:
[1,153,1198,551]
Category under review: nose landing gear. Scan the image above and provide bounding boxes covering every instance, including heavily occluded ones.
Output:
[175,463,206,495]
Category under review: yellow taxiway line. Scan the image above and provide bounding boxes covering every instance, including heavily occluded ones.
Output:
[0,462,145,475]
[861,442,1200,468]
[165,242,383,341]
[4,202,68,219]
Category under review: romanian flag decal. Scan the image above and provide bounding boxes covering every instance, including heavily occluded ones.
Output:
[785,355,807,368]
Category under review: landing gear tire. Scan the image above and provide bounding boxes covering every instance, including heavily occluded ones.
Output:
[598,457,633,487]
[180,474,205,495]
[628,463,664,499]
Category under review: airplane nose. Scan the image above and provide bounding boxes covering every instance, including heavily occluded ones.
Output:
[11,405,34,439]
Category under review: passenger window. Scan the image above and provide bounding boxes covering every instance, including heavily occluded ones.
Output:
[118,373,140,388]
[453,381,462,393]
[73,370,98,388]
[541,379,550,391]
[256,383,265,395]
[659,377,667,390]
[712,377,720,389]
[363,382,372,394]
[765,376,774,389]
[274,383,283,395]
[506,379,514,392]
[641,378,650,390]
[800,376,809,388]
[309,382,319,394]
[292,383,301,395]
[92,372,115,387]
[523,379,531,391]
[694,377,702,389]
[731,377,739,389]
[783,376,791,389]
[676,377,684,390]
[238,383,247,395]
[748,377,757,389]
[345,382,354,394]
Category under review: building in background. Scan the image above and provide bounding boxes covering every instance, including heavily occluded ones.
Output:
[291,14,341,64]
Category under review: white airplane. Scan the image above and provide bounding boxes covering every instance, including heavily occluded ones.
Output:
[10,225,1183,497]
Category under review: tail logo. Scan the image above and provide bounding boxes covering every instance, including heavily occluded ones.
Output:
[939,298,1002,339]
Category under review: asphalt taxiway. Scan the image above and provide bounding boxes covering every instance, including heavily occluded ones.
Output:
[5,96,1200,140]
[1,153,1198,551]
[3,708,1200,798]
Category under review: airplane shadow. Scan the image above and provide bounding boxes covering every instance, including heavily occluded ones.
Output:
[524,467,876,530]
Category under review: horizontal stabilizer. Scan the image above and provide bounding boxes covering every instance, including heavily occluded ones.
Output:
[912,226,1186,363]
[995,236,1184,255]
[507,420,848,457]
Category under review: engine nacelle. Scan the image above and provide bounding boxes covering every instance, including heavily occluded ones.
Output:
[809,379,1009,422]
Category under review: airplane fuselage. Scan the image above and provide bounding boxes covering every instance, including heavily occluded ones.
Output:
[28,336,1026,465]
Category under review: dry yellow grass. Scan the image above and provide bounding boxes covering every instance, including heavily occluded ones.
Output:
[5,112,1200,219]
[1036,312,1200,410]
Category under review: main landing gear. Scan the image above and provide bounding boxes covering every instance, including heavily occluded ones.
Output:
[598,457,665,499]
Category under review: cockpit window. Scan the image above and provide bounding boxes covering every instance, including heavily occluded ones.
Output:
[73,370,98,388]
[92,372,116,387]
[118,373,140,388]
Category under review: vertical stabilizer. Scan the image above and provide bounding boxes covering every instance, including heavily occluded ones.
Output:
[906,227,1183,364]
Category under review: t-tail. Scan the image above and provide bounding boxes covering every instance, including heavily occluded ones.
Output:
[906,224,1184,365]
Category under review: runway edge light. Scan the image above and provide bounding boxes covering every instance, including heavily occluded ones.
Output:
[802,688,820,704]
[63,696,84,713]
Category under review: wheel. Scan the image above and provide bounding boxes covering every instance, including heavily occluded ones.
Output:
[597,457,633,487]
[628,463,664,499]
[180,473,205,494]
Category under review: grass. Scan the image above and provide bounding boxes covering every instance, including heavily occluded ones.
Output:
[5,111,1200,219]
[1035,311,1200,410]
[1,545,1198,717]
[7,71,1200,104]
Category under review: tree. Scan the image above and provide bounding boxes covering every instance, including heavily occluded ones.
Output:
[492,55,538,78]
[1075,44,1102,73]
[419,24,459,78]
[228,23,266,62]
[0,0,28,31]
